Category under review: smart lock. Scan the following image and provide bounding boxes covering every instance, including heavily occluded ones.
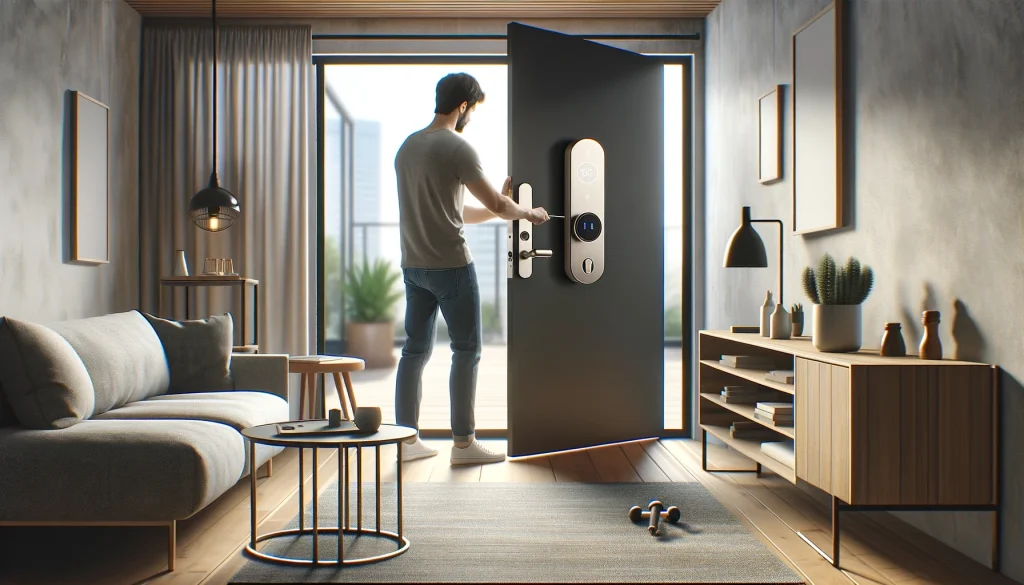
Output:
[564,138,605,284]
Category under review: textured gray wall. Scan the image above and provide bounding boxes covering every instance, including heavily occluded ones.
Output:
[705,0,1024,577]
[0,0,141,322]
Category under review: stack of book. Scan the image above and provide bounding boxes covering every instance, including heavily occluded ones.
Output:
[730,420,780,440]
[719,354,775,370]
[764,369,795,384]
[754,402,793,426]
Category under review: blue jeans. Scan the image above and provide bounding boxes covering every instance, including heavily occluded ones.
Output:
[395,262,481,441]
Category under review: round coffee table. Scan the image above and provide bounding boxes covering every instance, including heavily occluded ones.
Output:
[241,422,417,566]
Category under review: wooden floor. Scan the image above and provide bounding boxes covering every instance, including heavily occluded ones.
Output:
[0,438,1014,585]
[344,344,686,430]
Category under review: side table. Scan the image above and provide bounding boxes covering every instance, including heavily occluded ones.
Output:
[289,356,364,420]
[159,275,260,351]
[241,423,416,566]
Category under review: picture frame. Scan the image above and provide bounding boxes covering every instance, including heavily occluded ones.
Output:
[71,90,110,264]
[792,1,843,234]
[758,85,782,183]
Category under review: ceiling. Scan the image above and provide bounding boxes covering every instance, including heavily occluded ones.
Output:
[123,0,721,19]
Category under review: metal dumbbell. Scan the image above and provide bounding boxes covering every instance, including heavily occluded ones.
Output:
[628,500,681,536]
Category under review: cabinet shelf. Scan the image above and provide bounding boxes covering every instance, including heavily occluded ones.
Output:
[700,423,796,483]
[699,393,794,439]
[699,359,795,395]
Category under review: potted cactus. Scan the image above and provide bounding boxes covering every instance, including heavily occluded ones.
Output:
[802,254,873,352]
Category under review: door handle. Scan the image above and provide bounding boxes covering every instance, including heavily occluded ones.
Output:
[520,249,552,259]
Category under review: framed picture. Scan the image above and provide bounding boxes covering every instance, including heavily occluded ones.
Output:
[71,90,109,264]
[792,1,843,234]
[758,85,782,183]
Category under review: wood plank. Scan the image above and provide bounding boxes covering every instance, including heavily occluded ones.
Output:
[866,366,901,505]
[587,444,642,482]
[819,361,833,493]
[700,359,796,395]
[937,367,971,504]
[831,365,851,503]
[968,367,994,505]
[806,358,821,489]
[700,330,987,368]
[549,449,601,483]
[638,440,697,483]
[481,451,556,483]
[900,367,929,505]
[620,441,671,482]
[700,392,795,438]
[796,357,809,483]
[851,367,870,505]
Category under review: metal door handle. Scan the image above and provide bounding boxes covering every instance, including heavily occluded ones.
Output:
[520,249,552,259]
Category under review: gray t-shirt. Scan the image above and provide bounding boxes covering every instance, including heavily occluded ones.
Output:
[395,128,486,268]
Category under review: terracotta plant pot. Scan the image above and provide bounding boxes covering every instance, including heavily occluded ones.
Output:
[812,304,862,353]
[346,321,396,368]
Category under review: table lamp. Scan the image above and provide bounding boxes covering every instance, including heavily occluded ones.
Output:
[723,206,788,337]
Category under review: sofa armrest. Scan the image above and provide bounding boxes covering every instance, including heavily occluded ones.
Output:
[231,354,289,403]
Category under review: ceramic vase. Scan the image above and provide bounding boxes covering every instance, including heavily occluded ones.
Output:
[769,303,792,339]
[791,312,804,337]
[812,304,862,352]
[173,250,189,276]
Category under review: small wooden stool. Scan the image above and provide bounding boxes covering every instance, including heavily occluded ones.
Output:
[288,356,365,420]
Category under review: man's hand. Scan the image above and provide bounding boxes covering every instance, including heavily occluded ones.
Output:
[501,176,513,198]
[526,207,549,225]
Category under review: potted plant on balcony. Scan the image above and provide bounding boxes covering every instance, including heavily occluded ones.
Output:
[344,259,403,368]
[802,253,873,352]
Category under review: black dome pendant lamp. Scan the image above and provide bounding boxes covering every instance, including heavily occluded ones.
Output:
[188,0,239,232]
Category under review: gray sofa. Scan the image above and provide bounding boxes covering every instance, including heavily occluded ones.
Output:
[0,310,290,571]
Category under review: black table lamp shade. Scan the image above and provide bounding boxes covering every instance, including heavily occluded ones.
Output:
[723,206,783,304]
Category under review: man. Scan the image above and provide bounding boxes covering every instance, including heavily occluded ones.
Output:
[394,72,549,464]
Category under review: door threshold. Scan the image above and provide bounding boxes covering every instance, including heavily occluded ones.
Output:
[418,428,507,439]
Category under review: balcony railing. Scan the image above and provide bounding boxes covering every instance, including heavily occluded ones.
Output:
[324,221,683,350]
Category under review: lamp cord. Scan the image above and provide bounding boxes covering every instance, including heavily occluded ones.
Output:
[211,0,217,176]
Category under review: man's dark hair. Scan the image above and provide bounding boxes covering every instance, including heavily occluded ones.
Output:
[435,73,486,115]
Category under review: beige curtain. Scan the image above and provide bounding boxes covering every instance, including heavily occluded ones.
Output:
[140,25,311,356]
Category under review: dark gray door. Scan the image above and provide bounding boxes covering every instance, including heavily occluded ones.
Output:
[507,23,664,457]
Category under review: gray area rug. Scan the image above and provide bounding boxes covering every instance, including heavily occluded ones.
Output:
[231,482,804,583]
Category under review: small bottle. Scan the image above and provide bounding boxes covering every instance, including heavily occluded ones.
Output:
[770,302,791,339]
[879,322,906,357]
[760,290,773,337]
[919,311,942,360]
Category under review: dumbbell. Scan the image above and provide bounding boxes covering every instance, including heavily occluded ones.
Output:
[628,500,681,536]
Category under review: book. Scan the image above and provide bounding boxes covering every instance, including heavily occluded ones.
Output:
[719,354,775,369]
[765,369,795,384]
[754,411,793,426]
[730,421,779,440]
[721,384,761,394]
[760,440,795,468]
[755,402,794,414]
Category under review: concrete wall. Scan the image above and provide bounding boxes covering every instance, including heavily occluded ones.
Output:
[0,0,141,322]
[705,0,1024,578]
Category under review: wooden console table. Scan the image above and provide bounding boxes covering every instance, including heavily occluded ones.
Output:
[698,330,1000,571]
[159,275,260,350]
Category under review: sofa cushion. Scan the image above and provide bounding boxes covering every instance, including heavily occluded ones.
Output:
[48,311,170,416]
[141,313,234,394]
[0,419,244,521]
[94,390,288,430]
[0,317,96,429]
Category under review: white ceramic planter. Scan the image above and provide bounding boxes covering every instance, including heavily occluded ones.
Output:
[812,304,862,352]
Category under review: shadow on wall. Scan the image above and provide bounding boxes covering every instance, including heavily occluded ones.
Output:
[951,298,986,362]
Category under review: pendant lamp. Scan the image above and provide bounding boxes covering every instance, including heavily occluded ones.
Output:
[188,0,239,232]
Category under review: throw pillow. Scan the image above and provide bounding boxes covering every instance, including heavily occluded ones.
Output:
[0,317,96,429]
[142,312,235,394]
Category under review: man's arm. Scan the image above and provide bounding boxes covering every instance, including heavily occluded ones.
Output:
[463,204,499,224]
[464,177,532,221]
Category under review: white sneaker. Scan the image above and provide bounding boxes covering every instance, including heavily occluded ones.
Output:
[400,437,439,462]
[451,440,506,465]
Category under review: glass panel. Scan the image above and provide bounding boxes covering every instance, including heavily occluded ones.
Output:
[664,63,685,431]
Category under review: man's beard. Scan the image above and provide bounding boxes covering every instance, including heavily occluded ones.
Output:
[455,109,469,133]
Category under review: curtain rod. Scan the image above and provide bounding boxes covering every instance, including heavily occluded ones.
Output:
[312,33,700,41]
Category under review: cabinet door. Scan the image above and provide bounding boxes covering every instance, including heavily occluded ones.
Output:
[795,357,851,502]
